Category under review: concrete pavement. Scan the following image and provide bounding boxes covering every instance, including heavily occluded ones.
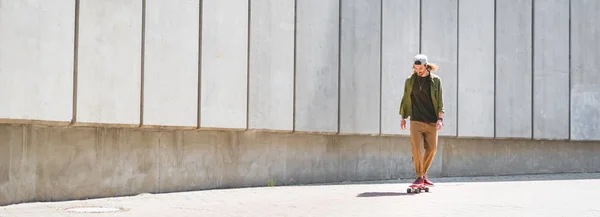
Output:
[2,172,600,217]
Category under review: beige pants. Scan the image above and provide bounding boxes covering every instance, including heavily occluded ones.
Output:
[410,121,438,177]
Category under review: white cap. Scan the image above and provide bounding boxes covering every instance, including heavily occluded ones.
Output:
[413,54,428,65]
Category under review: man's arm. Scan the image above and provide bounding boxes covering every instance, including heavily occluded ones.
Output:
[436,79,445,127]
[399,78,410,119]
[437,78,445,117]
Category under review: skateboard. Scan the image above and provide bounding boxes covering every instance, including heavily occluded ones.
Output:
[406,184,430,193]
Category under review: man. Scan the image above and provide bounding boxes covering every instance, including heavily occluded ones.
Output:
[399,54,444,187]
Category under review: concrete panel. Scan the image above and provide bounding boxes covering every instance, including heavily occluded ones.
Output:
[248,0,295,131]
[457,0,495,138]
[388,137,415,177]
[442,138,600,177]
[159,131,339,191]
[495,0,533,138]
[571,0,600,141]
[33,127,158,201]
[2,123,600,205]
[421,0,458,137]
[77,0,143,125]
[0,125,36,206]
[339,136,391,180]
[0,1,74,122]
[158,130,223,192]
[284,134,341,184]
[294,0,339,133]
[339,0,381,134]
[219,132,289,188]
[200,0,248,129]
[533,0,570,140]
[380,0,420,135]
[143,0,199,127]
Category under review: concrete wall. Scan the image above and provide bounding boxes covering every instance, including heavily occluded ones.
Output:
[295,0,339,133]
[533,0,570,140]
[2,0,600,205]
[2,0,598,140]
[570,0,600,141]
[339,0,381,135]
[76,0,143,126]
[143,0,199,128]
[495,0,533,139]
[457,0,495,138]
[1,124,599,205]
[200,0,248,129]
[248,0,295,131]
[0,0,75,123]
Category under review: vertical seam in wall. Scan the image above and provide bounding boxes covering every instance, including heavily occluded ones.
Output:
[156,132,161,193]
[139,0,146,127]
[568,0,571,140]
[530,0,534,139]
[493,0,497,139]
[337,0,342,134]
[197,0,203,129]
[455,0,459,137]
[19,127,24,192]
[292,0,297,132]
[71,0,80,126]
[30,126,37,195]
[8,127,15,185]
[378,0,382,135]
[419,0,422,53]
[246,0,251,130]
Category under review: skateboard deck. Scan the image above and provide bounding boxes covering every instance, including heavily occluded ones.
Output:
[406,184,431,193]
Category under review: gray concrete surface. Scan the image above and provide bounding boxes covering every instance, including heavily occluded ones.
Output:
[200,0,248,129]
[533,0,570,140]
[2,124,599,206]
[339,0,381,135]
[294,0,339,133]
[0,0,74,122]
[76,0,142,125]
[457,0,495,138]
[2,0,600,141]
[495,0,533,139]
[143,0,199,127]
[570,0,600,141]
[421,0,458,137]
[3,2,600,212]
[3,173,600,217]
[248,0,295,131]
[380,0,419,136]
[441,138,600,177]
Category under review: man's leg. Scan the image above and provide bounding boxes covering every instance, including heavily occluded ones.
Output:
[410,121,425,178]
[422,123,438,185]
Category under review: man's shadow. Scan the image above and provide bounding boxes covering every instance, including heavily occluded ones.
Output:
[356,192,417,197]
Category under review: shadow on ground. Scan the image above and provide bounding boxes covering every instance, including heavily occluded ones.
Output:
[356,192,416,197]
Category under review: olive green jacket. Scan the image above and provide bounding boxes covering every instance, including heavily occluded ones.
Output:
[399,73,445,119]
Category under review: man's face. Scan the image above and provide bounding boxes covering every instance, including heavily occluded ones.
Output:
[413,64,427,77]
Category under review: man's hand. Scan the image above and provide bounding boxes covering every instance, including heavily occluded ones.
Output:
[401,119,407,130]
[436,119,443,131]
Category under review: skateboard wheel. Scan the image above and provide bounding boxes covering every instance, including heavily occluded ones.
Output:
[406,188,411,193]
[424,187,429,193]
